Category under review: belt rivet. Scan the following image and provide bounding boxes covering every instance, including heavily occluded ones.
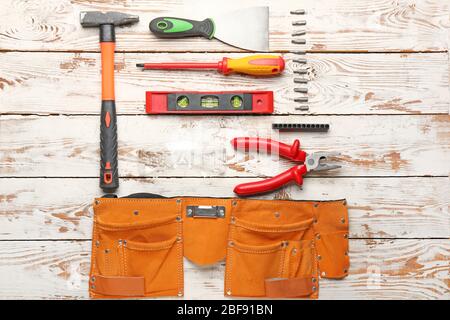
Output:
[95,200,100,205]
[292,248,297,255]
[177,291,183,297]
[232,200,237,206]
[345,251,348,256]
[313,203,319,208]
[95,240,100,247]
[317,255,322,260]
[91,285,96,290]
[344,269,348,273]
[105,249,110,253]
[133,210,139,215]
[321,271,326,277]
[312,286,316,291]
[176,216,182,222]
[281,241,289,248]
[313,218,318,224]
[344,233,348,239]
[274,212,280,218]
[316,234,321,240]
[230,216,236,224]
[226,290,232,296]
[312,277,317,283]
[91,276,96,282]
[176,199,181,204]
[177,236,182,243]
[228,241,234,247]
[340,218,345,223]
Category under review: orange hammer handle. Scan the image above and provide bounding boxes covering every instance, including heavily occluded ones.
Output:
[101,42,115,100]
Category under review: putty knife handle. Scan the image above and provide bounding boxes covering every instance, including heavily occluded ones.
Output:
[149,17,215,39]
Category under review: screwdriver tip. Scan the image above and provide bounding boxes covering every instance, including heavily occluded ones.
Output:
[136,63,144,68]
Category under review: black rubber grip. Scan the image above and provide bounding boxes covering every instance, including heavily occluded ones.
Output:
[100,100,119,191]
[149,17,215,39]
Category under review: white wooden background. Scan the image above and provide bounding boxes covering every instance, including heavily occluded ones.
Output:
[0,0,449,300]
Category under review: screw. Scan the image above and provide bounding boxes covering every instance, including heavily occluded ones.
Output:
[294,69,308,75]
[294,97,308,103]
[294,87,308,94]
[294,78,308,84]
[292,30,306,37]
[292,20,306,26]
[293,58,307,64]
[290,9,306,15]
[292,39,306,45]
[295,105,309,111]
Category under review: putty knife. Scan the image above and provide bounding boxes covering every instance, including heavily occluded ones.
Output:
[149,6,269,52]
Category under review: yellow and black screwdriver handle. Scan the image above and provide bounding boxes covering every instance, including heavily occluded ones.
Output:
[99,25,119,191]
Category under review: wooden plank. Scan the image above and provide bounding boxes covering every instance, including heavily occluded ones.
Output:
[0,240,447,299]
[0,0,447,52]
[1,114,449,177]
[0,177,448,240]
[0,52,448,115]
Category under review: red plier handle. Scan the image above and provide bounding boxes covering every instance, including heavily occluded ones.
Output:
[233,165,308,196]
[231,137,306,162]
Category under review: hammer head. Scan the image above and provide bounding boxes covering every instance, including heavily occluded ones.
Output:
[80,11,139,27]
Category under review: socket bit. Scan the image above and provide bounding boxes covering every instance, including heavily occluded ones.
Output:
[293,58,307,64]
[292,30,306,36]
[294,69,308,74]
[292,39,306,45]
[290,9,306,15]
[295,106,310,111]
[292,20,306,26]
[292,51,306,55]
[294,78,308,84]
[294,88,308,94]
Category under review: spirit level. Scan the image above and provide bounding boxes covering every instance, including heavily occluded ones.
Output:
[145,91,273,114]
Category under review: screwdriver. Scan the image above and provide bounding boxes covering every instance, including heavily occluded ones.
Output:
[136,55,285,76]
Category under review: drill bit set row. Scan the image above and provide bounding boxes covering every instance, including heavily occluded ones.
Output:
[291,9,309,112]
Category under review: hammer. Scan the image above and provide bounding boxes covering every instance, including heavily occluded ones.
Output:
[80,12,139,192]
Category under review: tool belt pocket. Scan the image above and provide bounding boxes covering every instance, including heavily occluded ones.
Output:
[90,212,183,298]
[225,217,317,298]
[315,230,349,279]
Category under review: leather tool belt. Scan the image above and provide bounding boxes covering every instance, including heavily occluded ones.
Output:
[89,194,349,299]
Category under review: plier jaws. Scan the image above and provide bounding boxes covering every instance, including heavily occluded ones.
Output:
[231,138,341,196]
[305,152,341,172]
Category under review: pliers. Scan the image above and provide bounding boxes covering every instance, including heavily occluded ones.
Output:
[231,137,341,196]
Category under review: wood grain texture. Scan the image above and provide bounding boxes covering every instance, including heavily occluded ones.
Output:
[0,177,448,240]
[0,52,448,115]
[0,240,447,299]
[1,114,448,177]
[0,0,447,52]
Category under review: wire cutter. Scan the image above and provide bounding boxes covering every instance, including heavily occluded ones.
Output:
[231,137,341,196]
